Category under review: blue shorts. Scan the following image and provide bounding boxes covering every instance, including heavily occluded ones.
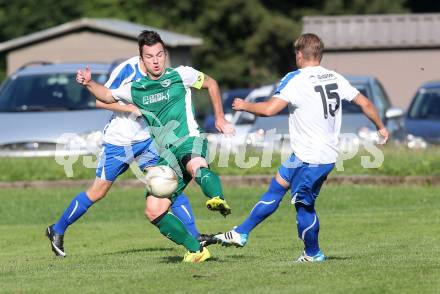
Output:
[278,154,334,207]
[96,139,159,182]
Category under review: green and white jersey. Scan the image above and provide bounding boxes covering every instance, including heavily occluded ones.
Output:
[111,66,204,147]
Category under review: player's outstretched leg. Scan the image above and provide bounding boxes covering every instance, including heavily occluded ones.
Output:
[151,211,210,263]
[295,203,325,262]
[215,178,287,246]
[147,196,210,263]
[45,191,94,257]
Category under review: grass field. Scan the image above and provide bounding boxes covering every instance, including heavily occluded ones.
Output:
[1,146,440,181]
[1,185,439,293]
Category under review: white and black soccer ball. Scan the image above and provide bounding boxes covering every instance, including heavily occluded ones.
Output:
[145,165,178,198]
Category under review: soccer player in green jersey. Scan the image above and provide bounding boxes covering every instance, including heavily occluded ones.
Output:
[76,30,234,263]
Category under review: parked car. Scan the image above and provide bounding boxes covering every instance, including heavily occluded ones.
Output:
[206,84,277,152]
[246,75,405,150]
[0,62,112,157]
[405,81,440,145]
[203,87,252,133]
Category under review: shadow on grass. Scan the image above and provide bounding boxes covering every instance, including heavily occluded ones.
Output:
[103,247,175,256]
[160,256,221,264]
[161,253,250,264]
[224,253,252,260]
[326,255,351,261]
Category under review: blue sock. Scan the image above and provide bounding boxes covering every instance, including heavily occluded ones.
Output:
[296,203,320,256]
[171,194,200,238]
[235,178,287,235]
[53,192,93,234]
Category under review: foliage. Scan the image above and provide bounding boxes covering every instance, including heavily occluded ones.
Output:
[0,0,433,89]
[0,185,439,293]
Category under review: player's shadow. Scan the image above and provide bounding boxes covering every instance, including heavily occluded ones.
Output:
[325,255,350,261]
[160,256,220,263]
[160,253,247,264]
[104,247,175,256]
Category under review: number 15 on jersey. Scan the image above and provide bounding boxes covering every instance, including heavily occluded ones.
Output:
[314,83,341,119]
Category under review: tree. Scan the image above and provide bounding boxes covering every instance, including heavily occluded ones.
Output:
[0,0,433,86]
[188,0,298,88]
[0,0,82,42]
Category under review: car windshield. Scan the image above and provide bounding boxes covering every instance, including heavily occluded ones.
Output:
[0,72,108,112]
[408,88,440,120]
[342,83,368,114]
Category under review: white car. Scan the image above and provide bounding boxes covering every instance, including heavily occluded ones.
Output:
[207,84,276,153]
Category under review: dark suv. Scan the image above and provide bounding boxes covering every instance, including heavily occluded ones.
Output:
[405,81,440,144]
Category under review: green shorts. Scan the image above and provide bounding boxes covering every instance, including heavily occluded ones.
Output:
[153,136,209,201]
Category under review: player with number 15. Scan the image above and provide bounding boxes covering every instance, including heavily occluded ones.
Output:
[215,33,389,262]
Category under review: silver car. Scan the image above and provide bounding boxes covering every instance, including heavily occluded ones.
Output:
[0,62,112,157]
[206,84,277,152]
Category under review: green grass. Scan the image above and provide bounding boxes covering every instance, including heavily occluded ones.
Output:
[0,185,439,293]
[1,146,440,181]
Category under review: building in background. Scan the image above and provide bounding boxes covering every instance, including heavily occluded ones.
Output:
[303,13,440,108]
[0,18,203,74]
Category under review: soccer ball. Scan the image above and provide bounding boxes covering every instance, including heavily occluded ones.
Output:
[145,165,178,198]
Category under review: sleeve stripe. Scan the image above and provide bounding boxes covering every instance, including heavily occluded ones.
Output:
[106,63,134,89]
[274,70,300,95]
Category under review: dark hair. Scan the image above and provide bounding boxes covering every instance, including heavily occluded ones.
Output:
[294,33,324,61]
[138,30,165,56]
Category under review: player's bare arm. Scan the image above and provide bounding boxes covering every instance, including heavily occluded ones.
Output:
[352,93,389,143]
[76,67,116,104]
[232,96,288,117]
[95,100,142,117]
[202,74,235,135]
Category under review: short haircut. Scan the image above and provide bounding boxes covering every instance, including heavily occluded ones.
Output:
[294,33,324,61]
[138,30,165,56]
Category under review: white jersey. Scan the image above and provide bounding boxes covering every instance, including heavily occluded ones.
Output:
[275,66,359,164]
[101,56,150,146]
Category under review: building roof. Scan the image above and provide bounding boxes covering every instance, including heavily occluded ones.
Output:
[0,18,203,52]
[302,13,440,50]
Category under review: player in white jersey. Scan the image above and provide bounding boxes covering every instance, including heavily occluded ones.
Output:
[46,38,207,258]
[215,33,389,262]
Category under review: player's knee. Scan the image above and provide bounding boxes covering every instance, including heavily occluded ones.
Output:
[294,201,315,212]
[86,179,112,202]
[144,207,157,221]
[186,157,208,177]
[145,206,167,221]
[145,195,171,221]
[149,210,168,226]
[267,178,288,195]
